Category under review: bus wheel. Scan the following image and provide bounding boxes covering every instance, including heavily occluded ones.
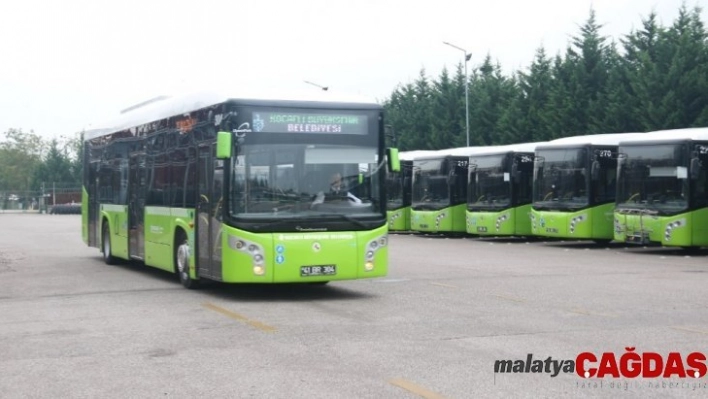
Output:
[175,231,199,289]
[681,246,701,252]
[102,223,117,265]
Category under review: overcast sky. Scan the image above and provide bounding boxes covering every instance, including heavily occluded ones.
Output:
[0,0,704,140]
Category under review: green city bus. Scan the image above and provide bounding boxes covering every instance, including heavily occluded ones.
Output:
[466,142,543,237]
[530,133,644,242]
[386,151,435,232]
[410,146,493,234]
[614,127,708,248]
[82,91,400,288]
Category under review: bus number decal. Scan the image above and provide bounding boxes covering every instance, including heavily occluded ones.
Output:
[696,145,708,155]
[597,150,613,158]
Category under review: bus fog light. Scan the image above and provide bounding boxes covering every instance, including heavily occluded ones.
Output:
[253,265,265,275]
[366,250,374,260]
[365,261,374,271]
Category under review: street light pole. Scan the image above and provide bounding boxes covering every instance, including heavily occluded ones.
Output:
[304,80,329,91]
[443,41,471,147]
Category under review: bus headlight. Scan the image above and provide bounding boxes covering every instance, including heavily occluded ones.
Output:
[364,234,387,272]
[664,219,685,242]
[229,235,266,276]
[435,212,447,228]
[569,214,586,234]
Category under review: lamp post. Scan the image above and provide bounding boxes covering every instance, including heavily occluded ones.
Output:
[304,80,329,91]
[443,41,471,147]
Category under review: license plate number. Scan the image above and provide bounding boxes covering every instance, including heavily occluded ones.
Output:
[300,265,336,277]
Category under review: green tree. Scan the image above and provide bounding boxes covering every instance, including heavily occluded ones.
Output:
[31,138,75,189]
[430,67,465,149]
[0,128,45,191]
[469,55,517,145]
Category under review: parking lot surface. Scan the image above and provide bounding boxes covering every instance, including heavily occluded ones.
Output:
[1,214,708,398]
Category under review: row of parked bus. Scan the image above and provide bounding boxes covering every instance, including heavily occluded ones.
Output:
[385,127,708,248]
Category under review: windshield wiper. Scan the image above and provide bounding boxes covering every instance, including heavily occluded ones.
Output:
[315,213,370,229]
[247,217,312,230]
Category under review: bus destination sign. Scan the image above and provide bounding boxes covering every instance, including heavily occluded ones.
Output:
[253,112,367,135]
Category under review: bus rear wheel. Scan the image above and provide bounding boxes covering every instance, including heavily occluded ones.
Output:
[175,231,199,289]
[102,223,117,265]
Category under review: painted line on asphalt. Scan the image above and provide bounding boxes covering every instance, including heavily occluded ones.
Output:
[567,308,617,318]
[388,378,447,399]
[203,303,276,332]
[491,294,525,303]
[671,326,708,335]
[430,282,458,289]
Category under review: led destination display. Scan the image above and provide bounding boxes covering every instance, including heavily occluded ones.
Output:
[253,112,368,135]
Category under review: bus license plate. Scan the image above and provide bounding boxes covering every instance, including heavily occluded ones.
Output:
[301,265,336,277]
[477,226,488,233]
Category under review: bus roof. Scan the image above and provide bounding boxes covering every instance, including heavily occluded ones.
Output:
[618,127,708,146]
[468,141,547,158]
[536,132,646,149]
[399,150,440,161]
[85,90,381,141]
[411,146,485,160]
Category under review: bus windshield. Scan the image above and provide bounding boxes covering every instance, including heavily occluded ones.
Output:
[468,154,510,210]
[230,143,382,222]
[616,144,689,215]
[533,148,588,210]
[411,158,449,211]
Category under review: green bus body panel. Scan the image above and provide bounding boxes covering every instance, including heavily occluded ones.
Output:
[387,207,411,231]
[410,204,466,233]
[144,207,195,271]
[100,205,130,260]
[614,208,708,247]
[88,199,387,283]
[466,204,533,236]
[530,203,615,240]
[219,225,389,283]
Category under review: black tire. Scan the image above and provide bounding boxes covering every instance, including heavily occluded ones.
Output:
[175,230,199,289]
[102,222,117,265]
[681,246,701,252]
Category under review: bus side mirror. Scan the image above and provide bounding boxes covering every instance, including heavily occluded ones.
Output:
[386,148,400,172]
[216,131,232,159]
[591,160,600,181]
[690,158,701,180]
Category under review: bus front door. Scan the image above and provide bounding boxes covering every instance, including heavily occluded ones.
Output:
[196,144,221,280]
[129,153,146,260]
